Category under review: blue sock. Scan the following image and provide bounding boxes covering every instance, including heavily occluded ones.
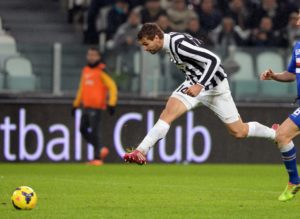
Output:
[281,146,299,185]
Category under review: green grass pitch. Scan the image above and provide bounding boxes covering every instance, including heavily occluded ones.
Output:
[0,164,300,219]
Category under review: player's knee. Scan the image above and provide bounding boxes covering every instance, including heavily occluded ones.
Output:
[230,130,247,139]
[275,131,290,147]
[229,128,248,139]
[160,108,176,124]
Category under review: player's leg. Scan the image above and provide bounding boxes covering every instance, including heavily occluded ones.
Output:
[90,110,109,161]
[124,97,188,164]
[89,109,101,160]
[80,109,92,142]
[135,97,188,155]
[124,81,199,164]
[225,118,275,140]
[84,109,104,166]
[200,79,275,140]
[276,111,300,201]
[136,79,202,155]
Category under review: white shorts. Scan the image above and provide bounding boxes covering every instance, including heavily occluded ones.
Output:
[171,79,240,124]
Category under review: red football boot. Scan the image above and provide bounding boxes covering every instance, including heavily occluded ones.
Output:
[123,150,147,165]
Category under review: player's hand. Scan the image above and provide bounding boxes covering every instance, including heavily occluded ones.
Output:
[260,69,274,80]
[107,106,116,116]
[71,107,77,117]
[185,84,203,97]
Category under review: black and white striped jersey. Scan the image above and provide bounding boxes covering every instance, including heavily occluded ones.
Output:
[162,32,227,90]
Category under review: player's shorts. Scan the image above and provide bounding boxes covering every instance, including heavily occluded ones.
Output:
[171,79,240,124]
[289,107,300,128]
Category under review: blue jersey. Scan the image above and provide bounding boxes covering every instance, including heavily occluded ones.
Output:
[288,41,300,97]
[288,41,300,128]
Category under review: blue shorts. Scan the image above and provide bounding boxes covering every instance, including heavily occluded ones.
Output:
[289,107,300,128]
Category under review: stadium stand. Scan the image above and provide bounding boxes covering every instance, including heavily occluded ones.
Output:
[256,51,285,74]
[0,0,87,92]
[0,35,18,67]
[230,50,258,99]
[0,16,4,35]
[0,0,299,101]
[0,71,4,89]
[4,56,37,91]
[256,51,292,97]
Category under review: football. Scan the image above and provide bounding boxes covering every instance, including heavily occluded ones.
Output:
[11,186,37,210]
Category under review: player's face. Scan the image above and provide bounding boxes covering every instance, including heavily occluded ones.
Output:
[86,50,101,64]
[139,36,162,54]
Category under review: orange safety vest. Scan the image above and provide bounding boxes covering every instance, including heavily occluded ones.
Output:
[73,64,118,109]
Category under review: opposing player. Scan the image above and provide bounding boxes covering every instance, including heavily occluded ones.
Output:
[124,23,275,166]
[260,11,300,202]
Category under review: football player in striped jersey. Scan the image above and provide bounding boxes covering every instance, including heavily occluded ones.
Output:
[124,23,276,167]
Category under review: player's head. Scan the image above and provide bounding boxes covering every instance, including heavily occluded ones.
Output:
[137,23,164,54]
[86,47,101,66]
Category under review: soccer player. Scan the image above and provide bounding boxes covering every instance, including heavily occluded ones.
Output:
[73,48,118,166]
[124,23,275,165]
[260,11,300,202]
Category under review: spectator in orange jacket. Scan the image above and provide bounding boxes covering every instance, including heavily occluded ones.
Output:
[72,48,118,166]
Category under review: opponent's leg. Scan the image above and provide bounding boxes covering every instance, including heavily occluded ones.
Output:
[124,97,188,164]
[275,118,300,201]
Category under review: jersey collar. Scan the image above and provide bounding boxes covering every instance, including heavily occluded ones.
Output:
[162,34,170,51]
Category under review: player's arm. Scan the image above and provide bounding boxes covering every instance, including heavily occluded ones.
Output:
[260,69,296,82]
[177,40,221,87]
[73,74,83,108]
[100,72,118,106]
[261,46,297,82]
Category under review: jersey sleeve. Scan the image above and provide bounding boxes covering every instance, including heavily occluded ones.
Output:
[177,40,221,86]
[73,72,83,107]
[288,47,296,74]
[100,72,118,106]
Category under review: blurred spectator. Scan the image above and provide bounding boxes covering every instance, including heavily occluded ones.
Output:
[215,0,229,13]
[190,0,229,12]
[248,0,294,30]
[212,17,249,54]
[250,16,287,47]
[127,0,146,10]
[106,0,129,41]
[167,0,197,32]
[225,0,251,30]
[287,12,300,48]
[84,0,111,44]
[185,17,213,46]
[68,0,88,25]
[113,10,142,91]
[113,10,141,50]
[195,0,222,32]
[140,0,166,23]
[156,14,172,33]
